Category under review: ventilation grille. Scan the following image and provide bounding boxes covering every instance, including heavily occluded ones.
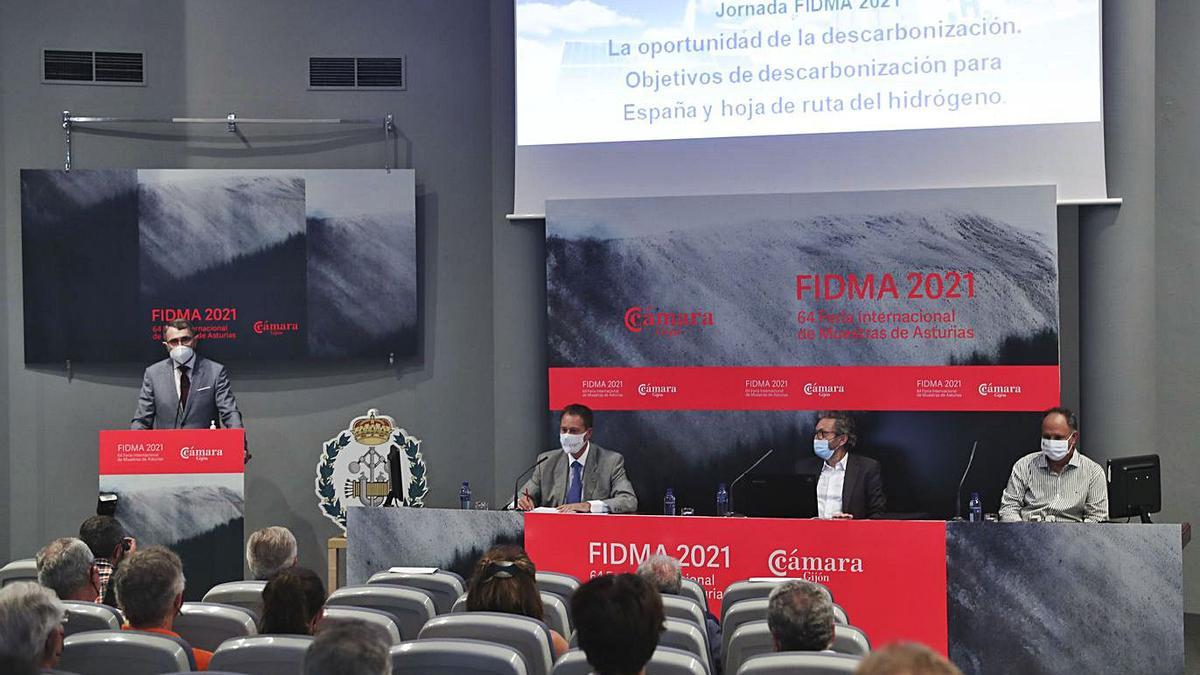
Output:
[310,57,405,90]
[44,50,145,85]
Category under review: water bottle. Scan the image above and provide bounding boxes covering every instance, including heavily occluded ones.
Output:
[968,492,982,522]
[663,488,677,516]
[459,481,472,510]
[716,483,730,517]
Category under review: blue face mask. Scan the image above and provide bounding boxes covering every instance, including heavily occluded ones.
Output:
[813,439,835,461]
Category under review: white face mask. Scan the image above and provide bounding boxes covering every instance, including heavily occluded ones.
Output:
[1040,436,1072,461]
[560,432,587,455]
[169,345,194,365]
[813,439,835,461]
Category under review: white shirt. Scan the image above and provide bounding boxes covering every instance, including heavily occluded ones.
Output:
[816,455,847,519]
[564,443,610,514]
[998,450,1108,522]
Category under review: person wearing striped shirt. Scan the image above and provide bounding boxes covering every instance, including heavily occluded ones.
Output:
[998,407,1108,523]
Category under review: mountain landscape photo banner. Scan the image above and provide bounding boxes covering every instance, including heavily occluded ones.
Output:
[546,186,1059,413]
[21,169,416,364]
[544,187,1060,517]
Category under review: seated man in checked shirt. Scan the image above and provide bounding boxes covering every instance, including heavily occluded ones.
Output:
[999,406,1109,523]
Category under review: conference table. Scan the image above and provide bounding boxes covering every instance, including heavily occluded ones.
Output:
[347,508,1184,675]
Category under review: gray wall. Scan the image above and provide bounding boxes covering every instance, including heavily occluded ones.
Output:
[1157,0,1200,613]
[0,31,8,562]
[489,0,548,503]
[0,0,1194,614]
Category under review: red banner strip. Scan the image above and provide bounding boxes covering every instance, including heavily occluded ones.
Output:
[99,429,245,475]
[549,365,1058,411]
[524,513,948,654]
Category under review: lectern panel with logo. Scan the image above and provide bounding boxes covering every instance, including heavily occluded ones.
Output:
[99,429,245,601]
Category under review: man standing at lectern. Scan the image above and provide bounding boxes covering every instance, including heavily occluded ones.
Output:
[517,404,638,513]
[130,319,247,458]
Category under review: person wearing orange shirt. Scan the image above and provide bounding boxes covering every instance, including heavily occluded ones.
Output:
[114,546,212,671]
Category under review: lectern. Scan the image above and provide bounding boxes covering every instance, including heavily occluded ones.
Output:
[99,429,245,600]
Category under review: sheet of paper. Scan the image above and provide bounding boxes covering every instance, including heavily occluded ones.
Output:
[387,566,439,575]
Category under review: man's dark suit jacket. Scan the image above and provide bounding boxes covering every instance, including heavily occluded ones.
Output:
[796,453,886,519]
[130,355,243,430]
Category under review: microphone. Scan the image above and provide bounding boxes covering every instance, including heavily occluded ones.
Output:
[510,456,550,511]
[954,441,980,520]
[727,448,774,514]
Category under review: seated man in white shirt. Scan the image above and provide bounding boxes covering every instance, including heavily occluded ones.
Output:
[795,411,886,519]
[999,407,1108,522]
[767,580,835,652]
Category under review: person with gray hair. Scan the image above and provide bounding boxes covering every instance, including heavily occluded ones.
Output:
[114,546,213,670]
[246,526,298,580]
[37,537,101,602]
[636,554,683,594]
[0,582,67,671]
[636,555,722,673]
[304,620,392,675]
[767,580,835,652]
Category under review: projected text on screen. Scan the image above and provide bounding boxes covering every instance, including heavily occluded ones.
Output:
[517,0,1102,146]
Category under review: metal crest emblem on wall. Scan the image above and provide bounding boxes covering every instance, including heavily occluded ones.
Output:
[315,408,428,531]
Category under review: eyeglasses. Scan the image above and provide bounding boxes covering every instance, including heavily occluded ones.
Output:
[814,430,841,440]
[165,335,195,346]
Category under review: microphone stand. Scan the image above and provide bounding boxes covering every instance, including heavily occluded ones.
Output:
[727,448,774,515]
[510,456,550,511]
[954,441,979,520]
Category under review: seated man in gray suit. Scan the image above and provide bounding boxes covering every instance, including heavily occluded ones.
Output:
[516,404,638,513]
[130,319,247,458]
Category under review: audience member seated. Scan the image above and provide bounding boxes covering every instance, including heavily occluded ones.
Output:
[37,538,101,602]
[466,545,570,657]
[260,566,326,635]
[0,582,67,672]
[79,515,135,607]
[246,526,298,580]
[571,573,664,675]
[767,580,834,652]
[114,546,211,671]
[305,620,391,675]
[855,642,963,675]
[636,554,722,672]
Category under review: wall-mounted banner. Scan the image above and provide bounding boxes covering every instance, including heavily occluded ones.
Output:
[547,186,1058,412]
[21,169,416,363]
